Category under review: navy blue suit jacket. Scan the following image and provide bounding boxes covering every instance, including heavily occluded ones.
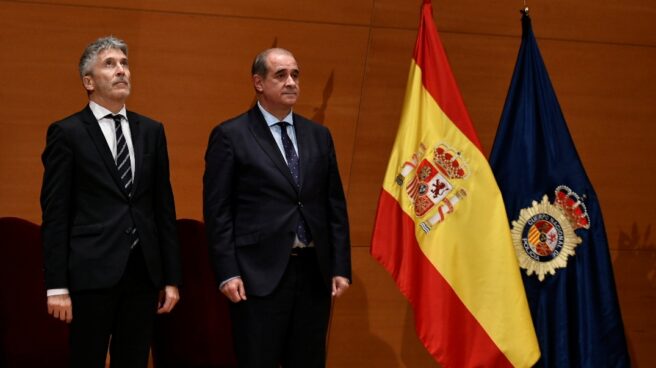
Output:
[203,106,351,296]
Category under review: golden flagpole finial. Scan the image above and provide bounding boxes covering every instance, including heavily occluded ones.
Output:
[521,0,529,15]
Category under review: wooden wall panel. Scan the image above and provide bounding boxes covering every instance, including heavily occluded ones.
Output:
[16,0,375,25]
[0,0,369,221]
[373,0,656,46]
[612,249,656,367]
[347,27,414,246]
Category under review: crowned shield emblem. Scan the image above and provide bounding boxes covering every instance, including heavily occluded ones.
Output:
[511,186,591,281]
[406,159,453,217]
[396,142,469,233]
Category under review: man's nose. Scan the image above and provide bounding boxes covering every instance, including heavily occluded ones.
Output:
[285,74,296,86]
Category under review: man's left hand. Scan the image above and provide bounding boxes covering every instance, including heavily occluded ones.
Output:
[332,276,350,297]
[157,285,180,314]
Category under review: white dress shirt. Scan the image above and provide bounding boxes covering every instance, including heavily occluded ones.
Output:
[257,101,298,161]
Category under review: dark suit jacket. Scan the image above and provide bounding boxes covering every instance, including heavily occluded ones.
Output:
[203,106,351,297]
[40,105,181,292]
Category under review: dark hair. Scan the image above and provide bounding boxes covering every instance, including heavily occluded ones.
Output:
[251,48,294,77]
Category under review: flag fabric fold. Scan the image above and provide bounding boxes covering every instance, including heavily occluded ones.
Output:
[370,1,540,367]
[489,12,630,368]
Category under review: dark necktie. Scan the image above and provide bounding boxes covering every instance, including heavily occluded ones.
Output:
[277,122,312,245]
[111,114,139,249]
[112,115,134,196]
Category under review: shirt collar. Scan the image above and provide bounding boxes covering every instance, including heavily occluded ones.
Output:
[257,101,293,128]
[89,101,127,121]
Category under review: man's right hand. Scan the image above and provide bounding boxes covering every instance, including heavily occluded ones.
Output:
[220,277,247,303]
[47,294,73,323]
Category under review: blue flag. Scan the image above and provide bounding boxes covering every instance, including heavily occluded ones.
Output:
[489,12,631,368]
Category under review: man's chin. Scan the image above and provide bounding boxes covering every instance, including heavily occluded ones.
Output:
[101,93,130,104]
[113,89,131,99]
[282,97,298,105]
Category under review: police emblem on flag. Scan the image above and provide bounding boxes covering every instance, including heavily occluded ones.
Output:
[396,142,469,233]
[511,185,590,281]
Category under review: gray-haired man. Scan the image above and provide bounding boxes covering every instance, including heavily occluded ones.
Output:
[41,36,182,367]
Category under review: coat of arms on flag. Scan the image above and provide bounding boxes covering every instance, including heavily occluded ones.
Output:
[396,142,468,233]
[511,186,591,281]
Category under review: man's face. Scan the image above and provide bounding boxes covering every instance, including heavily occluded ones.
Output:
[83,48,131,103]
[254,52,300,112]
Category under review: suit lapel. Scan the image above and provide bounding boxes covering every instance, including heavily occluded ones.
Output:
[127,111,143,194]
[247,107,299,192]
[81,106,126,195]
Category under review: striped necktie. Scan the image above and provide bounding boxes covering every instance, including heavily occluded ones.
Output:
[111,115,133,197]
[110,115,139,249]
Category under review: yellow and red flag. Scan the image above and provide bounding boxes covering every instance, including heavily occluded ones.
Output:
[370,1,540,367]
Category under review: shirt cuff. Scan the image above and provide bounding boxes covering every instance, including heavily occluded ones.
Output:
[47,288,69,297]
[219,276,241,290]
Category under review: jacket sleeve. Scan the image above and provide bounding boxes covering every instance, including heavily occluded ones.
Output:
[40,123,73,289]
[325,131,352,281]
[203,124,240,285]
[153,123,182,286]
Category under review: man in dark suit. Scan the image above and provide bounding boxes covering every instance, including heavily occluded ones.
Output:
[203,48,351,367]
[40,36,182,368]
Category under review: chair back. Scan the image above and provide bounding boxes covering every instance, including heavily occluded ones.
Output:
[152,219,237,367]
[0,217,70,368]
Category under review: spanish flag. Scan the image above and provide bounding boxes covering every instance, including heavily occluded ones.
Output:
[370,1,540,367]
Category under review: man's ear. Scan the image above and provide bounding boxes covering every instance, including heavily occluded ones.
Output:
[82,75,94,92]
[253,74,264,93]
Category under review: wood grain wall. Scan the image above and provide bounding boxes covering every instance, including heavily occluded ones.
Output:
[1,0,654,366]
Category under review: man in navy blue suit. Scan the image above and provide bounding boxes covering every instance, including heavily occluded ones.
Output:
[204,48,351,367]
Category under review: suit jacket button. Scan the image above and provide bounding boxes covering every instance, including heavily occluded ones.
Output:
[125,227,132,234]
[298,202,303,208]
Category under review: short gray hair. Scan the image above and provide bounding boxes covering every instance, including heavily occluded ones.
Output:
[78,36,128,78]
[251,48,294,77]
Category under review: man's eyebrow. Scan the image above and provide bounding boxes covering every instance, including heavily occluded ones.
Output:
[274,68,299,73]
